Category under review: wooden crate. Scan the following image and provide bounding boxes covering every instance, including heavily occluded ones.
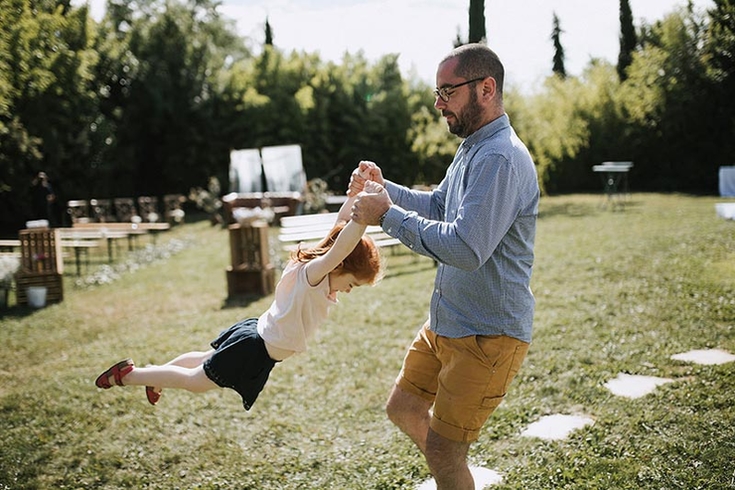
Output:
[15,272,64,305]
[226,265,275,297]
[228,222,271,270]
[19,228,63,274]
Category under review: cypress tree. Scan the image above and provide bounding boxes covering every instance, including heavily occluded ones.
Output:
[617,0,637,81]
[469,0,486,43]
[265,17,274,46]
[551,12,566,78]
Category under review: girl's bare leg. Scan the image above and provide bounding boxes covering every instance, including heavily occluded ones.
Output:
[163,350,215,369]
[141,349,215,396]
[121,363,218,393]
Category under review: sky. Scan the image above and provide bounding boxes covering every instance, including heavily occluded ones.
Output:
[80,0,715,92]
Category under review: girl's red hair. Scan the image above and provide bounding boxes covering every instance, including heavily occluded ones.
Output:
[291,222,383,284]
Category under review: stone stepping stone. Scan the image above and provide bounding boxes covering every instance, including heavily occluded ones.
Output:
[520,413,595,441]
[603,373,675,399]
[670,348,735,365]
[416,465,503,490]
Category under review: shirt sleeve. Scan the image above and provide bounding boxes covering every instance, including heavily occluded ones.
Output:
[382,150,521,271]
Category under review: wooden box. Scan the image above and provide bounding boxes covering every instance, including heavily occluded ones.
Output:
[15,271,64,305]
[19,228,63,274]
[228,222,271,270]
[226,265,275,297]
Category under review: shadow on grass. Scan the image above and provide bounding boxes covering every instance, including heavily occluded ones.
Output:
[539,200,600,219]
[384,256,437,279]
[221,294,264,309]
[0,302,54,319]
[539,194,644,218]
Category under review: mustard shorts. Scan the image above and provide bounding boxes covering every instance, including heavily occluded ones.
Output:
[396,322,529,442]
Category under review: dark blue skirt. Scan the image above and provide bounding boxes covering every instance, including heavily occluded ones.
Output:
[203,318,276,411]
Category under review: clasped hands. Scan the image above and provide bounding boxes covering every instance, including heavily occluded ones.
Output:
[348,160,392,226]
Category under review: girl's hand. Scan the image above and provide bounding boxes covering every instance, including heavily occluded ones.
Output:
[351,180,392,225]
[363,180,385,195]
[347,161,384,197]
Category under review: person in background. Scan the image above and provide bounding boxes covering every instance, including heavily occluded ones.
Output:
[95,181,385,409]
[348,43,539,490]
[30,171,56,226]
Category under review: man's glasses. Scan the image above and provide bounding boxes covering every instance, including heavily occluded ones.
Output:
[433,77,487,102]
[434,77,487,102]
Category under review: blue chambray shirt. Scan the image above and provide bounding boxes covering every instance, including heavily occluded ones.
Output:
[381,114,539,343]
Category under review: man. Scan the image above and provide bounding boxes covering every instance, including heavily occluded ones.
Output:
[31,171,57,225]
[349,43,539,489]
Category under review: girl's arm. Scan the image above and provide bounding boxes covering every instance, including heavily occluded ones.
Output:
[335,193,358,225]
[305,219,366,287]
[337,166,372,223]
[305,180,380,286]
[306,181,383,286]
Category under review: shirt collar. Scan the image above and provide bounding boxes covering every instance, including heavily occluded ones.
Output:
[461,113,510,151]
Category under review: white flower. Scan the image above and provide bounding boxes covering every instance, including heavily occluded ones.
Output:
[0,255,20,287]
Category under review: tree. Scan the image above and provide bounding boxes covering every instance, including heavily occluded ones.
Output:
[705,0,735,164]
[618,0,637,81]
[551,12,566,78]
[620,6,715,191]
[94,0,248,198]
[0,0,101,228]
[469,0,486,43]
[265,16,273,46]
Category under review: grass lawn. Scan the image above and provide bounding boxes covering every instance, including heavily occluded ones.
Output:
[1,193,733,489]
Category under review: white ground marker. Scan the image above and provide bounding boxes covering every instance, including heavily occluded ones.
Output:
[603,373,675,399]
[671,348,735,365]
[416,465,503,490]
[520,413,595,441]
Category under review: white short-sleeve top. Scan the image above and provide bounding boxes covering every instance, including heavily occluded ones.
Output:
[257,260,337,353]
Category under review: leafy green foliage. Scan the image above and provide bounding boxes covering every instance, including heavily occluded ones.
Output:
[0,0,99,227]
[511,5,733,195]
[2,0,735,234]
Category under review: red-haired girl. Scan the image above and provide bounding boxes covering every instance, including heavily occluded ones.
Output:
[95,181,384,410]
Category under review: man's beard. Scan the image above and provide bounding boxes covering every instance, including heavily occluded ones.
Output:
[446,90,483,138]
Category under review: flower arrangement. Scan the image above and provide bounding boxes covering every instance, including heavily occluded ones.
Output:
[169,208,186,224]
[189,176,223,225]
[32,252,48,272]
[0,255,20,288]
[232,206,275,225]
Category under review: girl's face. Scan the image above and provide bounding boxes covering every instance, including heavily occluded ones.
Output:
[328,270,367,295]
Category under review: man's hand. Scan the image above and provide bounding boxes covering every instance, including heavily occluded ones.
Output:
[347,160,385,197]
[351,180,392,225]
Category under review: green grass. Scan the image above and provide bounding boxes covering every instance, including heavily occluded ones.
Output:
[1,193,733,489]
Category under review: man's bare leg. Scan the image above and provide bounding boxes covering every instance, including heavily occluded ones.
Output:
[386,385,474,489]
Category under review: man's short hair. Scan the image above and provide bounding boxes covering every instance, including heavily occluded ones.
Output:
[442,43,505,96]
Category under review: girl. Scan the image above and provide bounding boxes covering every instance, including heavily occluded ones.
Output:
[95,181,385,410]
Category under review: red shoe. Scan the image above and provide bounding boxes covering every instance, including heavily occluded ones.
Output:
[95,359,134,389]
[146,386,161,405]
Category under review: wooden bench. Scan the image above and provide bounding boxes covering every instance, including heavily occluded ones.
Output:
[0,237,97,275]
[72,221,171,232]
[0,239,21,252]
[278,213,402,253]
[60,228,130,262]
[60,240,100,275]
[72,221,171,246]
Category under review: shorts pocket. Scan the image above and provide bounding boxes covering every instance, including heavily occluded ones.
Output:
[472,335,503,367]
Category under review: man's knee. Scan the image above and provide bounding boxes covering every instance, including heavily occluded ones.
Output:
[425,429,471,482]
[385,385,428,425]
[385,388,408,426]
